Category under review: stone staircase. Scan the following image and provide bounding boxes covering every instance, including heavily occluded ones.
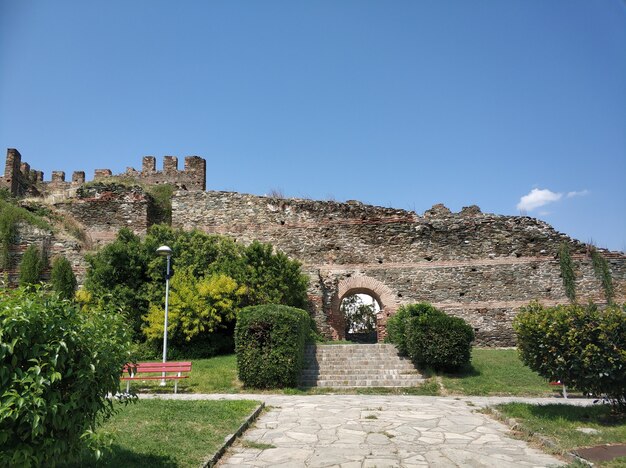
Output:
[299,344,424,388]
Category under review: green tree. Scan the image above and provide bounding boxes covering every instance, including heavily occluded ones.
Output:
[144,268,246,344]
[514,302,626,410]
[18,244,45,287]
[84,228,150,338]
[50,255,77,300]
[341,294,377,340]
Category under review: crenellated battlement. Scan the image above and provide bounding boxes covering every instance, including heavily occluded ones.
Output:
[0,148,207,198]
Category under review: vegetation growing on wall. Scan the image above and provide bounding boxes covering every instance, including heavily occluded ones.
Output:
[558,242,576,302]
[589,247,614,305]
[0,190,50,269]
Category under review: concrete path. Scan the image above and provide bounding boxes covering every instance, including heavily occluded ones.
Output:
[145,394,590,467]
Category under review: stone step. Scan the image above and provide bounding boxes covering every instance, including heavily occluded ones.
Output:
[302,370,419,377]
[300,378,424,388]
[300,343,423,388]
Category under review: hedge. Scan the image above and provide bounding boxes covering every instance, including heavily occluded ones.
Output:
[405,311,474,371]
[386,303,441,355]
[235,304,310,388]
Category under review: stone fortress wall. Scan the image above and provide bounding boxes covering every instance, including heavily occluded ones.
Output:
[2,148,625,345]
[172,191,626,345]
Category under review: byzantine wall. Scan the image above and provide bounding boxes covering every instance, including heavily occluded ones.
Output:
[0,148,206,200]
[172,191,626,346]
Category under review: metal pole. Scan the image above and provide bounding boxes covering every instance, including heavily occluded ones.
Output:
[161,254,171,386]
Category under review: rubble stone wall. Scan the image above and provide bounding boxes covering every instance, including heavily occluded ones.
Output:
[173,190,626,346]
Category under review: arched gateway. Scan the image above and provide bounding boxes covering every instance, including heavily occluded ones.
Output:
[329,276,399,342]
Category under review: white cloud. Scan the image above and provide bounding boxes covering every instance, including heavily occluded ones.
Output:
[566,189,590,198]
[516,188,562,212]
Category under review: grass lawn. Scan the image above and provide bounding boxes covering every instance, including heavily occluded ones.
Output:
[125,348,561,397]
[66,399,260,467]
[494,403,626,467]
[439,348,559,396]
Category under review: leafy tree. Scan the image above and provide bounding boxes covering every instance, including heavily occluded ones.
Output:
[144,268,245,344]
[559,243,576,302]
[18,244,45,287]
[50,255,77,300]
[84,229,150,338]
[341,294,377,337]
[0,287,134,466]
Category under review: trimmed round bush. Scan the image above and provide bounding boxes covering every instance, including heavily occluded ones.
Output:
[0,287,133,466]
[405,310,474,371]
[514,301,626,410]
[386,303,443,355]
[235,304,310,388]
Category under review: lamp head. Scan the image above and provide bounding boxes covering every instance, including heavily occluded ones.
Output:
[156,245,173,257]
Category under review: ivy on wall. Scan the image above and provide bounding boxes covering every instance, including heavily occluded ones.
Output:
[559,243,576,303]
[590,247,614,305]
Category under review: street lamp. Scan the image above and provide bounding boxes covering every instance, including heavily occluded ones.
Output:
[156,245,172,386]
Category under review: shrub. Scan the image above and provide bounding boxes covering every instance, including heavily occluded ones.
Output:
[405,308,474,371]
[514,302,626,410]
[18,244,45,287]
[235,304,310,388]
[0,287,134,466]
[50,256,77,300]
[386,303,443,355]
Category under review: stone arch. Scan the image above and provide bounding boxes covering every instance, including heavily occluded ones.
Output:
[330,275,400,342]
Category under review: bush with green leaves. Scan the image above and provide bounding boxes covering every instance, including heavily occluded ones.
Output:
[386,302,442,355]
[50,255,77,300]
[0,287,133,466]
[235,304,310,388]
[18,244,45,287]
[514,301,626,410]
[405,309,474,371]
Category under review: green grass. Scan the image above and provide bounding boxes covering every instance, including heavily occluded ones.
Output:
[439,348,559,396]
[125,349,561,397]
[66,399,259,467]
[495,403,626,467]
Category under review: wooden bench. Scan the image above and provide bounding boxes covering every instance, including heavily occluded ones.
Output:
[121,361,192,394]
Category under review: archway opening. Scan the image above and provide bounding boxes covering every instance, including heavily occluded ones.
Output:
[340,293,381,343]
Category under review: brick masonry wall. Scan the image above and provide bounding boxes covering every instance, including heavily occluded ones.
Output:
[1,223,88,287]
[173,191,626,346]
[52,184,151,246]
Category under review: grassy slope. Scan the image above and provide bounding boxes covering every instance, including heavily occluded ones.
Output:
[67,399,259,468]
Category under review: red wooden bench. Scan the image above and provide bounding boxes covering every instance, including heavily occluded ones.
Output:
[121,361,192,394]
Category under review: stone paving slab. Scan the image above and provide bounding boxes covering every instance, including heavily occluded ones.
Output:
[143,394,585,467]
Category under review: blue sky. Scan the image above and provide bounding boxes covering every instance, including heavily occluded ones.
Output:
[1,1,625,251]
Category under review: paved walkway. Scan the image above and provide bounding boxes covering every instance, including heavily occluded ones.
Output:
[146,394,594,467]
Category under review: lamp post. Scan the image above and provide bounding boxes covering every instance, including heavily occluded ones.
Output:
[156,245,172,386]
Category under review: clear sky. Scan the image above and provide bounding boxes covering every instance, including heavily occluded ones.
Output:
[1,1,625,251]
